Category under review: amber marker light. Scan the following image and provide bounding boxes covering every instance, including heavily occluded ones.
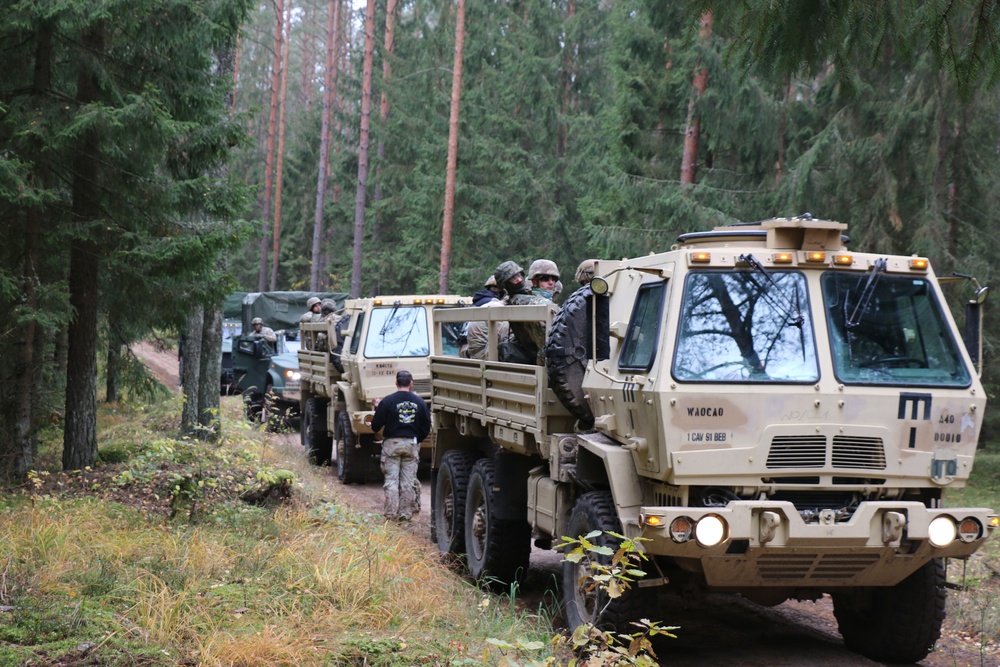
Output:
[374,299,383,306]
[644,515,664,527]
[806,251,826,263]
[772,252,794,264]
[691,251,711,263]
[990,515,1000,528]
[834,254,854,266]
[909,258,929,271]
[436,298,446,304]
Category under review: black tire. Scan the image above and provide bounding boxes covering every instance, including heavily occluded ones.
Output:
[832,558,946,664]
[304,397,333,465]
[464,459,531,587]
[433,449,480,555]
[335,410,366,484]
[562,491,645,632]
[545,286,601,428]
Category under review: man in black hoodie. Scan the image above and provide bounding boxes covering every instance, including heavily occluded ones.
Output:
[370,370,431,521]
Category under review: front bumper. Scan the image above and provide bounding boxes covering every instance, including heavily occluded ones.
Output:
[634,501,996,588]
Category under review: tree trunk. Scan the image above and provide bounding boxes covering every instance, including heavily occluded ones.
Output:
[439,0,466,295]
[197,305,222,440]
[105,331,122,403]
[181,306,205,435]
[311,0,343,290]
[350,0,377,298]
[63,21,105,472]
[270,0,293,291]
[370,0,398,295]
[680,10,712,187]
[231,34,241,117]
[300,2,315,107]
[258,0,285,291]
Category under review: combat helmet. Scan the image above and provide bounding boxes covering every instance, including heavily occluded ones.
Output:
[320,298,337,315]
[251,317,264,326]
[494,261,524,287]
[574,259,596,285]
[527,258,559,281]
[306,296,321,309]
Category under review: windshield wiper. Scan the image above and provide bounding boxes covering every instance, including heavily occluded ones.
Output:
[738,253,804,327]
[379,301,401,337]
[846,258,887,329]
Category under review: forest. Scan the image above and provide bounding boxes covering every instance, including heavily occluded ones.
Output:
[4,0,1000,478]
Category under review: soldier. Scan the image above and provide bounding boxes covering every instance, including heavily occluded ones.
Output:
[574,258,597,286]
[494,260,557,363]
[248,317,277,344]
[300,296,323,323]
[370,370,431,522]
[314,299,342,352]
[472,275,504,307]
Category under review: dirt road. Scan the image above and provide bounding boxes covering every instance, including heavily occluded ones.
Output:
[136,342,996,667]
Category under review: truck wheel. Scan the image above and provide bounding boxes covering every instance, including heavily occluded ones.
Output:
[335,410,366,484]
[832,558,946,664]
[434,449,479,555]
[562,491,644,631]
[464,458,531,587]
[304,397,333,465]
[545,286,595,428]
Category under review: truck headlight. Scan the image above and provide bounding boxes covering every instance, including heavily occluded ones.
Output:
[928,516,956,547]
[695,514,727,547]
[285,370,300,380]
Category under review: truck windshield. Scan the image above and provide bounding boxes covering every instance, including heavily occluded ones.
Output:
[364,306,430,358]
[673,271,819,383]
[822,272,972,386]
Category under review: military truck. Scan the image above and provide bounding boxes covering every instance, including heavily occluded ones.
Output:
[298,295,467,482]
[220,291,247,394]
[428,216,998,665]
[232,291,347,428]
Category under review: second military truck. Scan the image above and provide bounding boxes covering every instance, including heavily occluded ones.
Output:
[298,295,466,483]
[428,216,997,665]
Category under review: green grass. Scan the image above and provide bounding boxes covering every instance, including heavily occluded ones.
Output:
[0,396,555,667]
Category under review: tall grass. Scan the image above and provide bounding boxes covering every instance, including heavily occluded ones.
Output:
[0,397,554,666]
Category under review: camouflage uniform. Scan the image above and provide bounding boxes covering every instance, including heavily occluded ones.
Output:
[315,299,341,351]
[380,437,419,520]
[300,296,323,324]
[466,300,510,360]
[370,370,430,522]
[249,317,277,344]
[495,260,554,363]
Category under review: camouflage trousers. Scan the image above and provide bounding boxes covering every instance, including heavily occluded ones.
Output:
[381,437,419,520]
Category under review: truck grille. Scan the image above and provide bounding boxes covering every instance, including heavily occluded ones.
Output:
[831,436,886,469]
[757,552,881,581]
[765,436,826,468]
[765,435,886,471]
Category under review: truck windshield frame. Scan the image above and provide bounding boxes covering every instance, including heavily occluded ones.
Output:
[822,272,972,387]
[673,270,819,383]
[364,306,430,358]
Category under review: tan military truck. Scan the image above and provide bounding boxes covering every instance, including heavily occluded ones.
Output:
[298,294,467,483]
[428,216,998,665]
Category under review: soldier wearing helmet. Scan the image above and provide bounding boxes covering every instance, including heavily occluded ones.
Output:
[574,259,596,286]
[300,296,323,323]
[249,317,277,344]
[527,259,560,300]
[495,259,558,363]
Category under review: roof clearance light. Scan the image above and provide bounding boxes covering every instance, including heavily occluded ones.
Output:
[374,299,383,306]
[695,514,727,547]
[958,518,982,543]
[834,254,854,266]
[691,252,711,263]
[436,298,446,304]
[806,251,826,263]
[909,258,929,271]
[928,516,957,547]
[773,253,794,264]
[413,298,423,304]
